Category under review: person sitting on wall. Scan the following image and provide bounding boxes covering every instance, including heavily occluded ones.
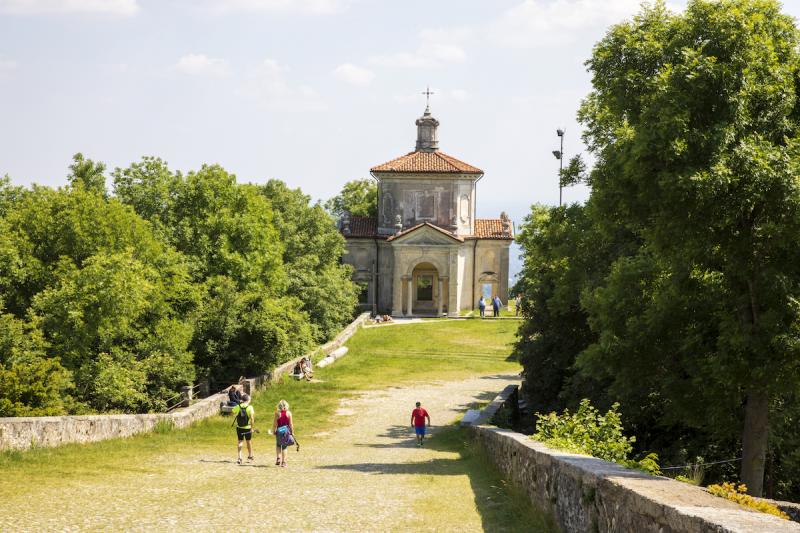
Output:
[300,356,313,381]
[227,384,242,407]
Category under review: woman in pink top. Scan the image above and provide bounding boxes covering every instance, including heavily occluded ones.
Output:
[272,399,294,467]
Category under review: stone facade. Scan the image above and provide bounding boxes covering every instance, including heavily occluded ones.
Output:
[341,105,513,317]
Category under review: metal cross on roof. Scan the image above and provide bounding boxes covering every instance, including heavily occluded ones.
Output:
[422,86,434,110]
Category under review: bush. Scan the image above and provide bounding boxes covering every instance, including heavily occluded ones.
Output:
[534,398,661,475]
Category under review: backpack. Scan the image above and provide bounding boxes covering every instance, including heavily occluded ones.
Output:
[236,404,250,427]
[278,426,295,447]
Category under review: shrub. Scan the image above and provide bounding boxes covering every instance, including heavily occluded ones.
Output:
[534,398,661,475]
[707,482,789,519]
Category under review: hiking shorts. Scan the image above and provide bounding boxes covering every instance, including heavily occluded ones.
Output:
[415,426,426,437]
[236,427,252,441]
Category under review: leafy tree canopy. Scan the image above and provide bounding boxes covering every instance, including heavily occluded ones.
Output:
[515,0,800,498]
[324,178,377,219]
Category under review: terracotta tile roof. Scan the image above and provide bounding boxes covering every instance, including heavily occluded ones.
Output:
[371,150,483,174]
[342,215,383,238]
[385,222,464,242]
[470,219,514,240]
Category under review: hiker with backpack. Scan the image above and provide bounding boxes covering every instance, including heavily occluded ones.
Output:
[272,399,295,467]
[232,393,255,465]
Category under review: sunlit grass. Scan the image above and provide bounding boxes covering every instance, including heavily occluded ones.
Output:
[0,320,520,492]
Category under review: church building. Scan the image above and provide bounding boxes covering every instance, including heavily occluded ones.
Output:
[340,103,513,317]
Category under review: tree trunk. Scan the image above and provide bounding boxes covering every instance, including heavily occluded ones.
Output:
[740,391,769,496]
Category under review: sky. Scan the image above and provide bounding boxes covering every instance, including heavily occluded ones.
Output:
[2,0,800,278]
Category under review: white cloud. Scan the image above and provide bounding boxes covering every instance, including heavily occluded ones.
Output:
[489,0,676,48]
[204,0,348,15]
[240,58,325,112]
[175,54,230,78]
[0,0,139,16]
[333,63,374,86]
[368,26,470,70]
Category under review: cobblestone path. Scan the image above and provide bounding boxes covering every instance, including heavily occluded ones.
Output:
[6,374,519,532]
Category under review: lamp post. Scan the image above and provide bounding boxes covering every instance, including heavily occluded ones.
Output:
[552,128,565,206]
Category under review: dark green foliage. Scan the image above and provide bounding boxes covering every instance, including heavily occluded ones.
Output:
[513,203,630,415]
[515,0,800,499]
[559,156,587,187]
[190,276,312,385]
[0,308,73,416]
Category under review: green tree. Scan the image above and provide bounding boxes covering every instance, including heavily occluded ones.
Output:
[112,160,316,385]
[31,250,195,412]
[260,180,358,342]
[190,276,312,385]
[68,153,107,196]
[325,178,377,219]
[0,175,24,217]
[2,184,182,315]
[114,160,287,290]
[577,0,800,495]
[513,203,635,416]
[0,303,74,416]
[112,156,181,235]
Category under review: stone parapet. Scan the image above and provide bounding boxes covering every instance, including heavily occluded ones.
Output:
[467,387,800,533]
[0,392,226,452]
[0,312,371,452]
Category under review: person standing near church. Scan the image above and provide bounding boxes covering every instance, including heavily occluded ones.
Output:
[492,295,501,317]
[410,401,430,446]
[478,296,486,318]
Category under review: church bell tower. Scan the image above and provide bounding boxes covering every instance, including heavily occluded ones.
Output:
[415,90,439,152]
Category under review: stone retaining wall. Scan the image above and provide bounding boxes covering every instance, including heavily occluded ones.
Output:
[0,312,371,452]
[0,392,227,451]
[468,386,800,533]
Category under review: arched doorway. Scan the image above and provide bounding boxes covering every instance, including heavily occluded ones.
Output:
[405,262,445,317]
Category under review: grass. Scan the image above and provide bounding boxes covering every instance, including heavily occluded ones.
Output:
[0,320,556,532]
[0,321,519,485]
[418,425,557,532]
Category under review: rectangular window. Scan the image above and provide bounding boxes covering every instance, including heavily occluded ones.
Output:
[417,276,433,301]
[357,282,369,304]
[418,194,435,219]
[482,283,493,299]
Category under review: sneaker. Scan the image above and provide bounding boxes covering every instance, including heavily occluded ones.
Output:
[247,456,254,462]
[237,458,242,465]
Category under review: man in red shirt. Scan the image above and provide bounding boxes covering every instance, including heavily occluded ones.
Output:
[410,401,431,446]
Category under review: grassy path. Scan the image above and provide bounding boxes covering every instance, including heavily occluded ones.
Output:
[0,321,553,532]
